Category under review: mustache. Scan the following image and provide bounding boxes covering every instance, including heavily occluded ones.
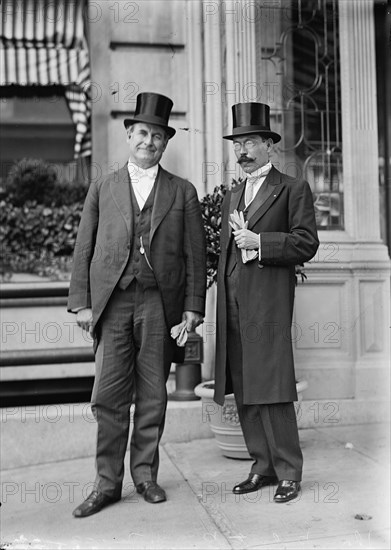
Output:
[237,155,255,164]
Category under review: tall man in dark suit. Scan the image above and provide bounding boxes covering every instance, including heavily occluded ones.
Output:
[214,102,319,503]
[68,92,206,517]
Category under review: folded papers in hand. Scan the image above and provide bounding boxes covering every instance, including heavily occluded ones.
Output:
[229,209,258,264]
[170,320,188,347]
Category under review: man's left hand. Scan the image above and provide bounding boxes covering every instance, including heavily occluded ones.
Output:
[183,311,204,332]
[233,228,259,250]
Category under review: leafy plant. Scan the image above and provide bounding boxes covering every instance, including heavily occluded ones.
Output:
[5,158,88,207]
[199,184,227,288]
[0,200,83,280]
[5,158,59,206]
[1,157,88,280]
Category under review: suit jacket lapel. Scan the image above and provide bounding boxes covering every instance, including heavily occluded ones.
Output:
[247,167,284,228]
[150,166,176,242]
[110,164,132,235]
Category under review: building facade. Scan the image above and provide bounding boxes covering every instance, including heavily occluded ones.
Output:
[1,0,390,422]
[89,0,391,421]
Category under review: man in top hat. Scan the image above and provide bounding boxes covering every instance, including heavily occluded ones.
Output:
[68,92,206,517]
[214,102,319,503]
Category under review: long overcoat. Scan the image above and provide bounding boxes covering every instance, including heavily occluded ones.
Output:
[67,164,206,359]
[214,166,319,406]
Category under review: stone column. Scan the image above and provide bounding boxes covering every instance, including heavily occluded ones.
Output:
[339,0,383,241]
[202,0,224,192]
[224,1,258,181]
[186,1,206,194]
[89,1,111,176]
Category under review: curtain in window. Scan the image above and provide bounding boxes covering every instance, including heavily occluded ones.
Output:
[0,0,91,158]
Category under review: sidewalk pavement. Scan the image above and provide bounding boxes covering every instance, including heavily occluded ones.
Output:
[1,423,390,550]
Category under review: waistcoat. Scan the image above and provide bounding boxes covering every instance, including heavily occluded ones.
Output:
[117,182,157,289]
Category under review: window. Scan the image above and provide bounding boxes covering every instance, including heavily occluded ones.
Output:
[0,86,76,185]
[257,0,343,229]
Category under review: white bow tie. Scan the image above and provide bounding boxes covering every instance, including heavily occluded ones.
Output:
[138,168,155,179]
[128,162,158,180]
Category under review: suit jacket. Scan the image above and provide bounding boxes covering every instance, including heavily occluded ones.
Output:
[214,166,319,406]
[67,164,207,357]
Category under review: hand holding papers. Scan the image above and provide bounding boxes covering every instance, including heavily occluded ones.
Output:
[170,320,188,347]
[229,210,258,263]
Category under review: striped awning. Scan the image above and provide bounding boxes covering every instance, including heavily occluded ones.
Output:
[0,0,91,158]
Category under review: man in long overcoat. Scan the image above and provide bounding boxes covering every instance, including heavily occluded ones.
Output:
[68,92,206,517]
[214,102,319,503]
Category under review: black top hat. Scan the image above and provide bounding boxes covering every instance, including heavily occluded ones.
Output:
[124,92,176,139]
[223,102,281,143]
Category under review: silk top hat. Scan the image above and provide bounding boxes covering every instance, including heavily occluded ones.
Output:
[224,102,281,143]
[124,92,176,138]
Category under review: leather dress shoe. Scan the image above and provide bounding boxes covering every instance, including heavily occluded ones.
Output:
[232,474,278,495]
[136,481,167,503]
[274,480,301,503]
[72,490,120,518]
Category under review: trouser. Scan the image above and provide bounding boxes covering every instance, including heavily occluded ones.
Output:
[225,271,303,482]
[91,281,172,498]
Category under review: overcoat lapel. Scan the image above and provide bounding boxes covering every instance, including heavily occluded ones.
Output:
[110,164,132,235]
[247,167,284,229]
[150,166,176,241]
[245,180,275,219]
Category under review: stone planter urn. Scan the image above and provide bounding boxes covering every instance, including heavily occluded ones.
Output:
[194,380,308,459]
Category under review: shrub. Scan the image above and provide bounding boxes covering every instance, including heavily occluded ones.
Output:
[0,158,89,279]
[0,200,83,280]
[200,184,226,289]
[5,158,58,206]
[47,179,89,206]
[5,158,88,207]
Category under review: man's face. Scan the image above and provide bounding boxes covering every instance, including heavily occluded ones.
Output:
[126,122,168,168]
[233,134,272,173]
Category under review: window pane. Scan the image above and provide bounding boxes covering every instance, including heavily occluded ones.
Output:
[258,0,343,230]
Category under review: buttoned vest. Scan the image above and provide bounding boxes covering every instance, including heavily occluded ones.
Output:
[117,183,157,289]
